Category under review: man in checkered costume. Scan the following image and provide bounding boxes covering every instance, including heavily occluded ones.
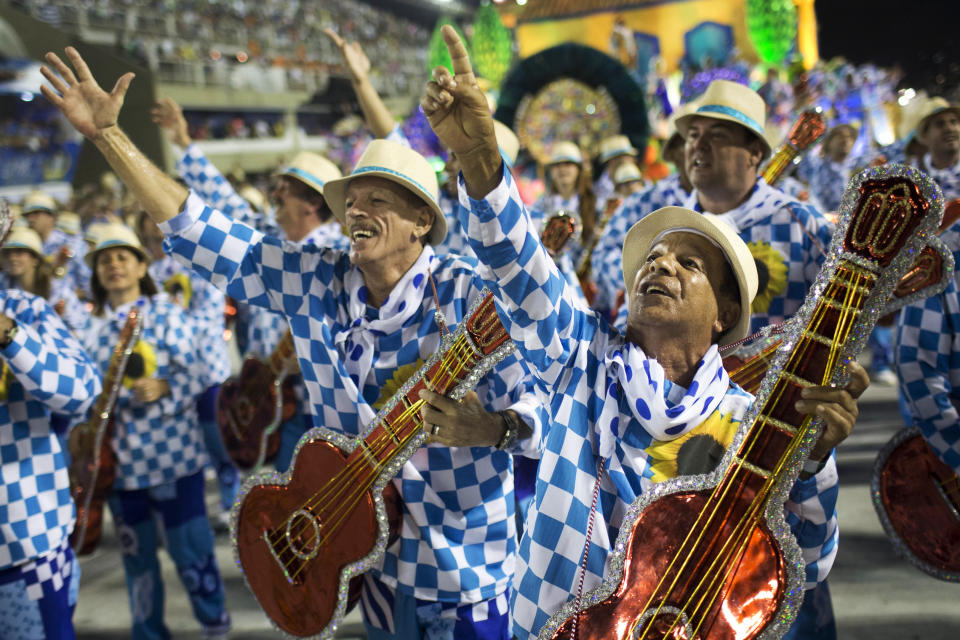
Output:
[152,96,352,474]
[423,27,866,640]
[42,47,547,640]
[0,288,101,639]
[593,83,835,335]
[911,98,960,202]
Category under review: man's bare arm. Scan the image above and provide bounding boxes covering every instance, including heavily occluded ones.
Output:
[324,28,395,139]
[41,47,187,223]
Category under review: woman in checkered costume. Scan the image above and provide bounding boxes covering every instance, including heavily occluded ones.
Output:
[41,48,547,640]
[78,225,230,640]
[0,280,101,639]
[423,27,867,640]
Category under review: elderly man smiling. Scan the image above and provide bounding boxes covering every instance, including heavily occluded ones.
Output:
[40,46,546,640]
[422,27,867,640]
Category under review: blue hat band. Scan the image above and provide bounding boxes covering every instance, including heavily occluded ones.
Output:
[284,167,326,190]
[696,104,763,136]
[349,165,436,206]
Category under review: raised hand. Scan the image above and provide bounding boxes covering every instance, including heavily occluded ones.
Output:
[151,97,191,147]
[40,47,134,140]
[324,28,371,83]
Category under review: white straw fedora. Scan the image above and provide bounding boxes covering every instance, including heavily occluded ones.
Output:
[494,120,520,167]
[85,223,149,267]
[675,80,771,157]
[613,162,643,187]
[1,227,43,257]
[323,139,446,246]
[622,207,758,346]
[598,135,639,164]
[22,191,57,215]
[547,141,583,165]
[279,151,343,196]
[915,97,960,146]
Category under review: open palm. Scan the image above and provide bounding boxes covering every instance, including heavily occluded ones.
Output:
[40,47,134,140]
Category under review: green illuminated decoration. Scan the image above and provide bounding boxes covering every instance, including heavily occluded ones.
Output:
[471,4,513,89]
[746,0,798,65]
[428,17,471,75]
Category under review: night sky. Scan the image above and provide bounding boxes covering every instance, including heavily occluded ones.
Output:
[815,0,960,97]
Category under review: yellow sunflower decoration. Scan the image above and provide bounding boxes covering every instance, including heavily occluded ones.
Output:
[122,340,158,389]
[0,361,13,401]
[644,410,740,483]
[748,240,788,314]
[373,359,425,411]
[163,273,192,309]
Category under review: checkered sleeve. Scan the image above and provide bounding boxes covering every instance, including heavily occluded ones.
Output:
[187,276,230,386]
[783,453,839,587]
[2,292,101,415]
[591,194,639,315]
[457,170,594,388]
[894,282,960,474]
[176,144,261,226]
[159,192,344,318]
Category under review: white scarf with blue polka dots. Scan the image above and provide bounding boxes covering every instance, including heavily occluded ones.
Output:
[597,341,731,459]
[334,246,437,392]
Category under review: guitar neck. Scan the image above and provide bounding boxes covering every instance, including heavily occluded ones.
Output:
[267,330,297,377]
[88,310,142,428]
[760,144,799,187]
[342,291,511,484]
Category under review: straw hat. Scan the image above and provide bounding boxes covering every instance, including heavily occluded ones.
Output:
[56,211,82,236]
[239,185,266,212]
[675,80,771,157]
[613,162,643,187]
[915,97,960,146]
[598,135,639,164]
[279,151,343,196]
[547,141,583,165]
[323,139,446,246]
[493,120,520,167]
[22,191,57,215]
[622,207,758,346]
[1,227,43,257]
[85,223,149,267]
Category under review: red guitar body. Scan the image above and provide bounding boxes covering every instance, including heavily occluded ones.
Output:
[872,427,960,581]
[217,357,284,469]
[68,418,118,555]
[236,436,400,636]
[551,490,783,640]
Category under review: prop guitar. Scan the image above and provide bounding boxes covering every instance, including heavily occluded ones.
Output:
[541,210,580,257]
[51,245,75,279]
[724,196,956,394]
[760,109,826,188]
[541,164,944,640]
[872,427,960,582]
[232,290,515,638]
[68,308,143,555]
[218,329,298,470]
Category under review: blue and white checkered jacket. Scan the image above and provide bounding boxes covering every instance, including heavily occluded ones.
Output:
[590,173,688,315]
[808,157,855,212]
[917,154,960,202]
[42,228,88,298]
[159,192,547,604]
[80,296,208,490]
[456,170,840,640]
[0,290,101,570]
[149,254,230,387]
[895,225,960,474]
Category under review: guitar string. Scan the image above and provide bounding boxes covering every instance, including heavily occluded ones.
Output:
[668,267,863,638]
[632,266,864,638]
[272,333,481,575]
[271,333,474,556]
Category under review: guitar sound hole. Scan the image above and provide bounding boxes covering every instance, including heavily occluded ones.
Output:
[633,606,694,639]
[231,396,253,431]
[286,509,323,561]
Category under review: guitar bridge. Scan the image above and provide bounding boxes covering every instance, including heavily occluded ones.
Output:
[263,508,324,585]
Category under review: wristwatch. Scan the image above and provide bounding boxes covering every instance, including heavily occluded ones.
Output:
[496,410,520,451]
[0,319,18,348]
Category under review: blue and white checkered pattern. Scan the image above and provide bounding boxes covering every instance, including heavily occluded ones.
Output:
[0,290,101,571]
[176,144,270,229]
[808,157,854,212]
[149,255,230,386]
[159,192,547,606]
[10,537,75,602]
[80,297,208,490]
[918,154,960,202]
[779,175,825,212]
[894,230,960,474]
[589,174,688,315]
[456,171,840,640]
[42,228,89,298]
[48,277,86,335]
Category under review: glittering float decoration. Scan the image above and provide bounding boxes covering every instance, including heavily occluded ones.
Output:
[471,4,513,90]
[746,0,798,66]
[540,164,944,640]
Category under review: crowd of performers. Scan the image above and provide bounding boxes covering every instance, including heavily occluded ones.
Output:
[0,24,958,640]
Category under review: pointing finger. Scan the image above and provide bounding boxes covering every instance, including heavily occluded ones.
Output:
[323,27,345,48]
[440,25,476,85]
